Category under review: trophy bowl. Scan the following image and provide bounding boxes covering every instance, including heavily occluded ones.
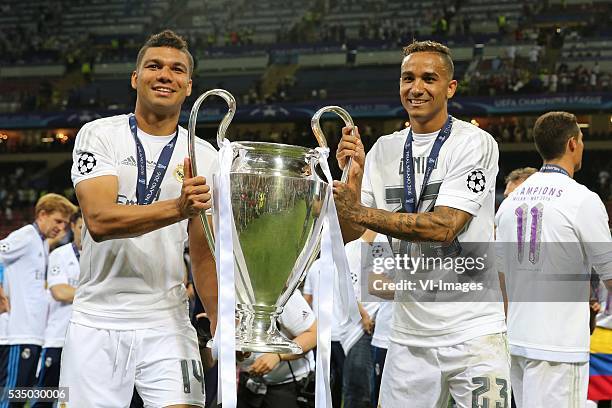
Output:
[188,90,354,354]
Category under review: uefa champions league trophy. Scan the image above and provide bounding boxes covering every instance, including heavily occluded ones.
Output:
[187,89,355,354]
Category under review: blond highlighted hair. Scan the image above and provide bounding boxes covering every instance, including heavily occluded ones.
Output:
[35,193,77,218]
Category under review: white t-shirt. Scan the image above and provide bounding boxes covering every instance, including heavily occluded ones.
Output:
[361,118,506,347]
[44,243,80,348]
[0,224,49,345]
[340,237,383,354]
[496,171,612,362]
[303,259,346,342]
[239,291,315,384]
[372,302,393,349]
[70,114,218,329]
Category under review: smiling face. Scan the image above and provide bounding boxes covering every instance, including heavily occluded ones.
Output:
[400,52,457,132]
[131,46,193,116]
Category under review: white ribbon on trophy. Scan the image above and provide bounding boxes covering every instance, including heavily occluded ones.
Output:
[314,146,362,407]
[215,138,237,407]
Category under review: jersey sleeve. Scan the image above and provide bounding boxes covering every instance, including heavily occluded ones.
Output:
[436,130,499,215]
[46,248,69,288]
[71,121,118,186]
[575,193,612,281]
[278,291,315,337]
[0,228,31,265]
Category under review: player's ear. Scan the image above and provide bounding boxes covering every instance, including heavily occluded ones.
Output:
[567,136,577,153]
[186,78,192,97]
[447,79,458,99]
[131,71,138,90]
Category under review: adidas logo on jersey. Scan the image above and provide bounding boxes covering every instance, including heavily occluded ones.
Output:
[121,156,161,169]
[121,156,137,166]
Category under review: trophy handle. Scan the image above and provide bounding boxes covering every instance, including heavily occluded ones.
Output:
[187,89,236,256]
[310,105,355,183]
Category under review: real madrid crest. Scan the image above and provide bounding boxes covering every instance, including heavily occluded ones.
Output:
[21,347,31,359]
[174,164,184,182]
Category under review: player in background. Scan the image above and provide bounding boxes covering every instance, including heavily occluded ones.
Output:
[498,167,537,318]
[341,230,395,408]
[0,193,76,408]
[303,259,346,408]
[30,211,83,408]
[334,40,509,408]
[496,111,612,408]
[237,291,316,408]
[60,30,218,407]
[503,167,537,198]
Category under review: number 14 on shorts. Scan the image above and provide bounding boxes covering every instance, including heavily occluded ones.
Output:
[180,359,205,394]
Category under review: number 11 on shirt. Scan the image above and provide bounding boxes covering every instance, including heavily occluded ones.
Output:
[515,203,544,264]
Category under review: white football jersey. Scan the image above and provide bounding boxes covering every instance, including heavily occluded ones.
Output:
[371,302,393,349]
[44,243,80,348]
[361,118,506,347]
[496,171,612,362]
[303,259,346,341]
[0,224,49,345]
[71,114,218,329]
[339,236,383,354]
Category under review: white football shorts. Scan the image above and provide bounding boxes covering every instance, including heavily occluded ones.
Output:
[378,333,511,408]
[59,319,205,407]
[511,354,588,408]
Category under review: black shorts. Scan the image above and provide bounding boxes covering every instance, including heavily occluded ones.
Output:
[29,347,63,408]
[0,344,42,408]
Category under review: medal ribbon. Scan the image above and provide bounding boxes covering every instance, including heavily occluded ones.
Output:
[540,164,570,177]
[128,114,178,205]
[72,242,80,261]
[403,116,453,212]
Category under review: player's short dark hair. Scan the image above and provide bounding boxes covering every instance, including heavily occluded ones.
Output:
[70,210,82,224]
[505,167,537,184]
[402,40,454,79]
[136,29,194,76]
[533,112,580,161]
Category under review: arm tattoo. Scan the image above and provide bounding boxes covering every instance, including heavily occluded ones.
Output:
[354,205,471,242]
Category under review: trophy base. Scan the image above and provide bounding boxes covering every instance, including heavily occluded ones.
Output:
[236,305,304,354]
